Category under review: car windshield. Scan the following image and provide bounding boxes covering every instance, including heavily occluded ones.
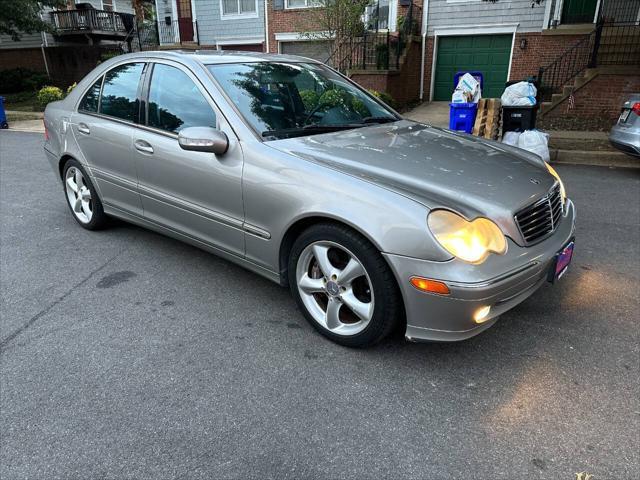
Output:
[206,62,398,140]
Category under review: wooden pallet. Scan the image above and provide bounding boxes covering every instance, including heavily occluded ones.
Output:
[472,98,501,140]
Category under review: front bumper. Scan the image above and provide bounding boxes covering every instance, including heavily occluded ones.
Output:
[384,200,576,342]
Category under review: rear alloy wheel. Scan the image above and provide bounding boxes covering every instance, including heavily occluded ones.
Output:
[63,159,108,230]
[289,224,401,347]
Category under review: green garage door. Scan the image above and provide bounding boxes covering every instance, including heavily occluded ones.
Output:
[433,34,512,101]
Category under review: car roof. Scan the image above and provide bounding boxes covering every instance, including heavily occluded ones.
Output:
[116,50,323,66]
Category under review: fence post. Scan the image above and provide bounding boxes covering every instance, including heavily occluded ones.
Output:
[385,31,390,69]
[362,32,367,70]
[589,22,603,68]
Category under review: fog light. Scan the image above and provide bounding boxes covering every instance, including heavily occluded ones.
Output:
[473,306,491,323]
[410,277,450,295]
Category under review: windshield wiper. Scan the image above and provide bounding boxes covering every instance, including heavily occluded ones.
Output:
[361,116,398,124]
[261,124,366,139]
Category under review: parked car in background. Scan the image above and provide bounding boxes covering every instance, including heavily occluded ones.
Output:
[43,51,576,347]
[609,95,640,157]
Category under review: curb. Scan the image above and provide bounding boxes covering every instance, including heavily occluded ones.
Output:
[551,149,639,169]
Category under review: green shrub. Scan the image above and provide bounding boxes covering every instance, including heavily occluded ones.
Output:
[300,90,320,111]
[368,89,396,108]
[66,82,77,96]
[319,89,348,108]
[0,68,49,93]
[351,97,369,117]
[37,86,64,108]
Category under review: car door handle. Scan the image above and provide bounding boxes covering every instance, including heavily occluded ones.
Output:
[134,140,154,154]
[78,123,90,135]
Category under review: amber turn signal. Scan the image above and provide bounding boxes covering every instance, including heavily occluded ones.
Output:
[410,277,450,295]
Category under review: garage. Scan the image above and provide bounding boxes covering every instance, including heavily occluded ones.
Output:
[279,41,333,63]
[432,34,513,101]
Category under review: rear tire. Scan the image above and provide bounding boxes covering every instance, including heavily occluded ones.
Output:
[288,223,402,348]
[62,159,108,230]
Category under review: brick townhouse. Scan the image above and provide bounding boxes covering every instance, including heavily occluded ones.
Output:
[264,0,639,124]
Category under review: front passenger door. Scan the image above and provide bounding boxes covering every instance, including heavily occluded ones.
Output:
[133,62,245,257]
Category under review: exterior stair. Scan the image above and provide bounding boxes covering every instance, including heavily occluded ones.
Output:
[539,68,600,116]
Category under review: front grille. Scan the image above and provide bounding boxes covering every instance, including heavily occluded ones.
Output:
[515,183,563,245]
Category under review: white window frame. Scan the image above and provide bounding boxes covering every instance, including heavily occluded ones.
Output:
[220,0,259,20]
[101,0,116,11]
[285,0,321,10]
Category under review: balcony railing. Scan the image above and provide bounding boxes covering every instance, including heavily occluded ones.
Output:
[50,9,135,36]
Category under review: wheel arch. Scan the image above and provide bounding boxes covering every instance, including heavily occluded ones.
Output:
[58,154,75,180]
[278,214,387,287]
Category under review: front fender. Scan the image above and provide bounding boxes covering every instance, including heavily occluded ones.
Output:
[241,142,452,274]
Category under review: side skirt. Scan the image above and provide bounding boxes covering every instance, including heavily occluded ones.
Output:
[103,203,281,285]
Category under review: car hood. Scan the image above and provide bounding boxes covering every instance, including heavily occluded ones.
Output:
[267,120,556,238]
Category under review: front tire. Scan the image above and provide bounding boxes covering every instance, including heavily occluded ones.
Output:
[62,159,108,230]
[288,223,402,347]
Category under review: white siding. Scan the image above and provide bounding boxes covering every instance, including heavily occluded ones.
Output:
[427,0,546,35]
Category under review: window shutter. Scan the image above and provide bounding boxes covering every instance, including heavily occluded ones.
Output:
[274,0,285,10]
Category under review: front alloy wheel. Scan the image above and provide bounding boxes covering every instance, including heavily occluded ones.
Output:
[289,223,401,347]
[296,241,374,336]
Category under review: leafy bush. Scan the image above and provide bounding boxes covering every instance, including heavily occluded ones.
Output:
[66,82,77,95]
[300,90,320,111]
[37,86,64,108]
[0,68,49,93]
[368,89,396,108]
[318,89,348,108]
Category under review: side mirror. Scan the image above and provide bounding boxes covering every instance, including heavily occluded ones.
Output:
[178,127,229,155]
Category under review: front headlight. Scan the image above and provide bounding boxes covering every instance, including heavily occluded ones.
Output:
[546,163,566,204]
[428,210,507,264]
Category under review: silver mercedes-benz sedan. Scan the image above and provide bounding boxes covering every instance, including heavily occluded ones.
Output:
[43,51,576,347]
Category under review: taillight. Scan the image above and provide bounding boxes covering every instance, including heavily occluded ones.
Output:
[632,102,640,116]
[43,119,49,141]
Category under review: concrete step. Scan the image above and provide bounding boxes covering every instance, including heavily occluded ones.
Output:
[548,132,616,152]
[551,149,638,168]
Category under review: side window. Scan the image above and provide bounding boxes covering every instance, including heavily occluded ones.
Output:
[147,64,217,134]
[99,63,144,122]
[78,77,103,113]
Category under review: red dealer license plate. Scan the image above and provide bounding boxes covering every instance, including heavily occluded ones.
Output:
[549,241,574,283]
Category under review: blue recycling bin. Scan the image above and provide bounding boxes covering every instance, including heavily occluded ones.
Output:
[0,96,8,129]
[449,102,478,133]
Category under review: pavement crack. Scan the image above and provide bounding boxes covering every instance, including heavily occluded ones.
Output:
[0,251,124,353]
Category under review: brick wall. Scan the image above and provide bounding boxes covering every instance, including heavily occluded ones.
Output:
[542,72,640,127]
[0,48,47,73]
[509,33,587,81]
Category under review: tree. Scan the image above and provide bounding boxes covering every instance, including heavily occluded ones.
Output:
[297,0,371,72]
[0,0,67,41]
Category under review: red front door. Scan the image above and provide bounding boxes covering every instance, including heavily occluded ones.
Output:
[176,0,194,42]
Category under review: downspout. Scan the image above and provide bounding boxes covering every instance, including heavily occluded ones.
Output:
[419,0,430,101]
[40,13,51,79]
[264,0,270,52]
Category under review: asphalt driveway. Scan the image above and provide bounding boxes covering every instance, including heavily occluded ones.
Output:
[1,131,639,479]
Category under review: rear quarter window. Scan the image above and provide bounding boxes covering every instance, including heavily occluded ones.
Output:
[78,78,103,113]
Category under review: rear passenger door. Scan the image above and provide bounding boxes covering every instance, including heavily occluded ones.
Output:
[133,61,245,257]
[71,62,145,216]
